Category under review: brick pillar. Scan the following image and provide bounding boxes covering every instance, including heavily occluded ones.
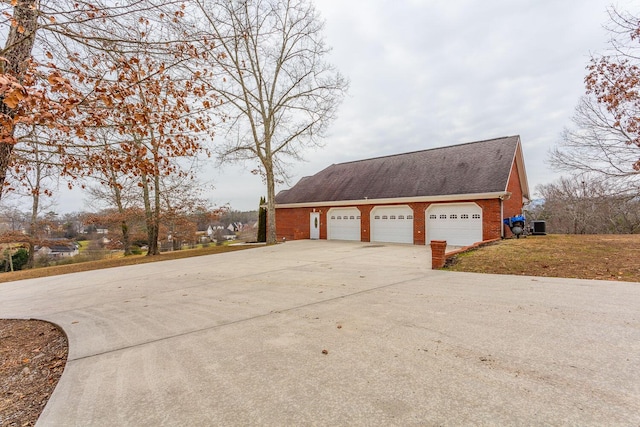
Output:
[430,240,447,269]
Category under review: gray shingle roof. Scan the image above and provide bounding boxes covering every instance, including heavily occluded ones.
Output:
[275,136,520,204]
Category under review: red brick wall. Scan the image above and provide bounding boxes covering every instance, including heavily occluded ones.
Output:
[409,203,426,245]
[275,207,315,241]
[475,199,502,241]
[357,205,372,242]
[502,161,525,238]
[274,187,522,244]
[504,161,524,217]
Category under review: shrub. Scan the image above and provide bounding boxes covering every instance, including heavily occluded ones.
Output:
[1,248,30,271]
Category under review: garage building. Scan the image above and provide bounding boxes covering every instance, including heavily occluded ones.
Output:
[274,136,529,246]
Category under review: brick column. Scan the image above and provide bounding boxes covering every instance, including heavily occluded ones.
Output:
[430,240,447,269]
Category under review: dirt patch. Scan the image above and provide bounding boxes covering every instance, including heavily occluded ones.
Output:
[445,234,640,282]
[0,319,68,427]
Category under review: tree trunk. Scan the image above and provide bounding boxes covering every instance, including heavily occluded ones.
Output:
[26,189,39,269]
[111,172,132,256]
[141,173,159,256]
[265,164,277,245]
[151,173,161,255]
[25,143,42,269]
[121,221,132,256]
[0,0,39,199]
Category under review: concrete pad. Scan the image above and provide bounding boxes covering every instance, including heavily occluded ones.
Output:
[1,240,639,426]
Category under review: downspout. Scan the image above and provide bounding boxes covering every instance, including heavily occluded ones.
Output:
[500,196,505,239]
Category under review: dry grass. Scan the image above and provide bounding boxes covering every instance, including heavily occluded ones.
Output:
[445,234,640,282]
[0,245,257,284]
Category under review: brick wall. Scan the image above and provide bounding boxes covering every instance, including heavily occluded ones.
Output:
[274,184,523,244]
[274,207,314,241]
[504,161,524,217]
[475,199,502,241]
[357,205,372,242]
[409,203,427,245]
[502,161,525,238]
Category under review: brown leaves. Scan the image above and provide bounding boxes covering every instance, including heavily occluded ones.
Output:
[0,74,27,108]
[585,8,640,164]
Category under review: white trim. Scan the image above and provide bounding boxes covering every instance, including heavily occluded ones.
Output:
[275,192,510,209]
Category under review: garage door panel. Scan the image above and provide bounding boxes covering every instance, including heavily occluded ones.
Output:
[426,204,482,246]
[328,208,361,241]
[371,206,414,244]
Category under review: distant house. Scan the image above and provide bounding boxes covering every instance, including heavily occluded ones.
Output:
[196,224,213,242]
[274,136,529,247]
[36,241,80,258]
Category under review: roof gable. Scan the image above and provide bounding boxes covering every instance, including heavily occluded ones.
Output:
[276,136,524,204]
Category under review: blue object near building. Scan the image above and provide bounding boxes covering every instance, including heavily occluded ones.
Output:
[503,214,526,238]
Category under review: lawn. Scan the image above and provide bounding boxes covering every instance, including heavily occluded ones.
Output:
[445,234,640,282]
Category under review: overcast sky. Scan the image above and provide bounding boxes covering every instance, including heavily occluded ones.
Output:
[16,0,636,213]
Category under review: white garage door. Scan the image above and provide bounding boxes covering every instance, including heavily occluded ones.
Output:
[327,208,361,241]
[426,203,482,246]
[371,206,414,244]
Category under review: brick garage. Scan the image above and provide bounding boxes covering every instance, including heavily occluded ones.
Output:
[274,136,529,247]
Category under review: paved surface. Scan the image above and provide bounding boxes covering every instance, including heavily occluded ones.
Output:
[1,241,639,426]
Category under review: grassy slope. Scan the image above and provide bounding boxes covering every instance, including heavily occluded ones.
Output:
[445,234,640,282]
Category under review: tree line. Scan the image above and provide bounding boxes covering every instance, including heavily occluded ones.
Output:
[0,0,347,257]
[542,6,639,234]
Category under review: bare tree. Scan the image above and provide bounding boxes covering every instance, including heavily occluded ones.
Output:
[536,175,640,234]
[549,95,640,193]
[194,0,348,244]
[9,126,60,267]
[550,6,640,194]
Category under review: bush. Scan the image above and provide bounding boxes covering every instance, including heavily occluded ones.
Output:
[1,248,29,271]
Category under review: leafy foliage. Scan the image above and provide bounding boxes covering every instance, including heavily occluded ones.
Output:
[1,247,29,271]
[584,7,640,173]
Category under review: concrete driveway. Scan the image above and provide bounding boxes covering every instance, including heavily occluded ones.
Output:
[1,240,639,426]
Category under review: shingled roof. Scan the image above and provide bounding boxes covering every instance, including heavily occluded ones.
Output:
[275,136,525,204]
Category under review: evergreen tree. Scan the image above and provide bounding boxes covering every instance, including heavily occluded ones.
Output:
[257,197,267,243]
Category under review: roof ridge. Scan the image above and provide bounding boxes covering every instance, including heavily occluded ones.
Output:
[336,135,519,166]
